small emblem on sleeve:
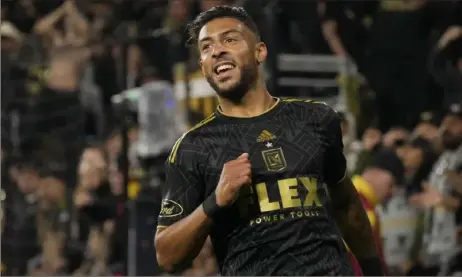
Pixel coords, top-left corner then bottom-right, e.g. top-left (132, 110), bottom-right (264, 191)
top-left (159, 199), bottom-right (184, 218)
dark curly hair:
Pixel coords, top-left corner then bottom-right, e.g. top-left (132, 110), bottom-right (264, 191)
top-left (186, 5), bottom-right (260, 47)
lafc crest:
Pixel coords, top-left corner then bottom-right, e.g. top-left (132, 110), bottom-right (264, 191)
top-left (262, 147), bottom-right (287, 171)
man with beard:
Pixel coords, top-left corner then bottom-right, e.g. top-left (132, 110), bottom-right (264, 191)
top-left (154, 6), bottom-right (384, 276)
top-left (408, 102), bottom-right (462, 275)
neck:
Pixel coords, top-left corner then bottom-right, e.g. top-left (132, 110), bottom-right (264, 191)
top-left (218, 83), bottom-right (275, 118)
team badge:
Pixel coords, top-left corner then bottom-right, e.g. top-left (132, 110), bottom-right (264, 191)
top-left (262, 147), bottom-right (287, 172)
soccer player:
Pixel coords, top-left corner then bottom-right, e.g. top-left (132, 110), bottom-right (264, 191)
top-left (155, 6), bottom-right (384, 276)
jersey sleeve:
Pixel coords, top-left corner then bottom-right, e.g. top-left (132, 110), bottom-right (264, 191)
top-left (157, 139), bottom-right (205, 229)
top-left (320, 105), bottom-right (347, 185)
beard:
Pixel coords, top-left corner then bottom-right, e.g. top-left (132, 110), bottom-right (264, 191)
top-left (206, 62), bottom-right (258, 104)
top-left (442, 130), bottom-right (462, 150)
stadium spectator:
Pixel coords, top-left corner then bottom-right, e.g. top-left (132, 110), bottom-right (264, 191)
top-left (408, 103), bottom-right (462, 275)
top-left (73, 144), bottom-right (117, 275)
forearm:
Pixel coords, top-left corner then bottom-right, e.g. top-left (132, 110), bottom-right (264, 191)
top-left (155, 205), bottom-right (212, 272)
top-left (330, 178), bottom-right (383, 275)
top-left (322, 20), bottom-right (348, 57)
top-left (68, 10), bottom-right (89, 34)
top-left (66, 9), bottom-right (90, 43)
top-left (34, 7), bottom-right (65, 35)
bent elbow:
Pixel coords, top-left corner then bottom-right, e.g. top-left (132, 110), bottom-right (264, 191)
top-left (154, 233), bottom-right (175, 273)
top-left (156, 251), bottom-right (175, 273)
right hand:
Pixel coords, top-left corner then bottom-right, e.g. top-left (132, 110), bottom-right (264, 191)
top-left (215, 153), bottom-right (252, 207)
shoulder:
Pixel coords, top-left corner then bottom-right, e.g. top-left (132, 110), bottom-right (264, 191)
top-left (167, 113), bottom-right (217, 165)
top-left (281, 98), bottom-right (338, 120)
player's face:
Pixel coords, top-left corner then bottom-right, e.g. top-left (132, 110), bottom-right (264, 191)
top-left (198, 17), bottom-right (266, 102)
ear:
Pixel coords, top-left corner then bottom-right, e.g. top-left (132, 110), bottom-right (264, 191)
top-left (255, 42), bottom-right (267, 65)
top-left (199, 58), bottom-right (205, 75)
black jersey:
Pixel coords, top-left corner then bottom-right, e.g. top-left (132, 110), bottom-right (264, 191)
top-left (157, 98), bottom-right (355, 276)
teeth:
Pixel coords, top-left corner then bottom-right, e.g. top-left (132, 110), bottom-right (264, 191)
top-left (216, 64), bottom-right (234, 73)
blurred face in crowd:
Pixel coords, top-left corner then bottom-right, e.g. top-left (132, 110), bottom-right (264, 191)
top-left (441, 115), bottom-right (462, 150)
top-left (169, 0), bottom-right (189, 22)
top-left (397, 145), bottom-right (424, 175)
top-left (364, 168), bottom-right (396, 201)
top-left (199, 17), bottom-right (267, 103)
top-left (15, 168), bottom-right (40, 194)
top-left (79, 147), bottom-right (107, 189)
top-left (81, 147), bottom-right (107, 169)
top-left (39, 177), bottom-right (65, 201)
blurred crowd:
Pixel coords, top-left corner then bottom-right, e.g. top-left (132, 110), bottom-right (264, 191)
top-left (1, 0), bottom-right (461, 276)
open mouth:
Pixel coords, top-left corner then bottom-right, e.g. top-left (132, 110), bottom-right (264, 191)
top-left (214, 62), bottom-right (236, 75)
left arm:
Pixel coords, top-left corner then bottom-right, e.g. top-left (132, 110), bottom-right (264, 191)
top-left (319, 105), bottom-right (384, 276)
top-left (63, 0), bottom-right (90, 45)
top-left (330, 177), bottom-right (384, 276)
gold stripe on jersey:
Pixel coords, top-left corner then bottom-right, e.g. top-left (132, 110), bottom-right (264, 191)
top-left (156, 225), bottom-right (168, 231)
top-left (281, 98), bottom-right (304, 102)
top-left (281, 98), bottom-right (327, 105)
top-left (168, 113), bottom-right (216, 164)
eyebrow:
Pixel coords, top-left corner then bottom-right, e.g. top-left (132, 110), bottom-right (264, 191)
top-left (199, 29), bottom-right (242, 44)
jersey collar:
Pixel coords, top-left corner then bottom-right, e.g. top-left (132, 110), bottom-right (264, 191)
top-left (215, 97), bottom-right (282, 123)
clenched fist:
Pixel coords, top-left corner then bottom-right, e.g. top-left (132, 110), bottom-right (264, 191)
top-left (216, 153), bottom-right (252, 207)
top-left (202, 153), bottom-right (252, 217)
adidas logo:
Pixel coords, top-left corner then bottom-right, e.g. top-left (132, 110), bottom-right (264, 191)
top-left (257, 130), bottom-right (276, 142)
